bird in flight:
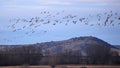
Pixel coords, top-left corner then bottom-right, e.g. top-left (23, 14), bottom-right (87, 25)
top-left (8, 10), bottom-right (120, 35)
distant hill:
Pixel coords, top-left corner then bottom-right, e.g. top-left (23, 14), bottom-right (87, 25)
top-left (0, 36), bottom-right (119, 55)
top-left (115, 45), bottom-right (120, 49)
top-left (37, 36), bottom-right (113, 55)
top-left (0, 36), bottom-right (120, 65)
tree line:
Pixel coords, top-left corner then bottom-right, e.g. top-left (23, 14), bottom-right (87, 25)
top-left (0, 45), bottom-right (120, 66)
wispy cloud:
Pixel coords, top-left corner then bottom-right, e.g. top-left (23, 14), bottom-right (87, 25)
top-left (1, 0), bottom-right (120, 7)
top-left (61, 0), bottom-right (120, 3)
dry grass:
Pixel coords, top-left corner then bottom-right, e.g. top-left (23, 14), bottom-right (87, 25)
top-left (0, 65), bottom-right (120, 68)
top-left (58, 65), bottom-right (120, 68)
top-left (0, 66), bottom-right (51, 68)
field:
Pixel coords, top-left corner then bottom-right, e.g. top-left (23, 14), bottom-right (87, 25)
top-left (0, 65), bottom-right (120, 68)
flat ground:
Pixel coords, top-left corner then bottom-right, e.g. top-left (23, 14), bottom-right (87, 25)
top-left (0, 65), bottom-right (120, 68)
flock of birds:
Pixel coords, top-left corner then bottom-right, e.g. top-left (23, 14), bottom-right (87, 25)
top-left (0, 10), bottom-right (120, 43)
top-left (8, 10), bottom-right (120, 35)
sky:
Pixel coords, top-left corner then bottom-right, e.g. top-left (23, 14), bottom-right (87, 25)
top-left (0, 0), bottom-right (120, 45)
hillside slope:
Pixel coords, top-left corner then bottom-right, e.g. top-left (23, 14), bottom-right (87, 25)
top-left (0, 36), bottom-right (119, 55)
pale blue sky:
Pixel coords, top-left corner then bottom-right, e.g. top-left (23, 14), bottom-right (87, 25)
top-left (0, 0), bottom-right (120, 45)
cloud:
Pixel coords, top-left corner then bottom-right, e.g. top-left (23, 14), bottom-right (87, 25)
top-left (1, 0), bottom-right (120, 6)
top-left (37, 0), bottom-right (120, 4)
top-left (0, 0), bottom-right (120, 9)
top-left (60, 0), bottom-right (120, 3)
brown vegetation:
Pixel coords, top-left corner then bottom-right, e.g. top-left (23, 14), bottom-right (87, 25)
top-left (0, 36), bottom-right (120, 66)
top-left (0, 65), bottom-right (120, 68)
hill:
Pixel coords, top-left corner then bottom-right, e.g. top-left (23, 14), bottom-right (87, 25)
top-left (115, 45), bottom-right (120, 49)
top-left (0, 36), bottom-right (120, 65)
top-left (35, 36), bottom-right (118, 55)
top-left (0, 36), bottom-right (119, 55)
